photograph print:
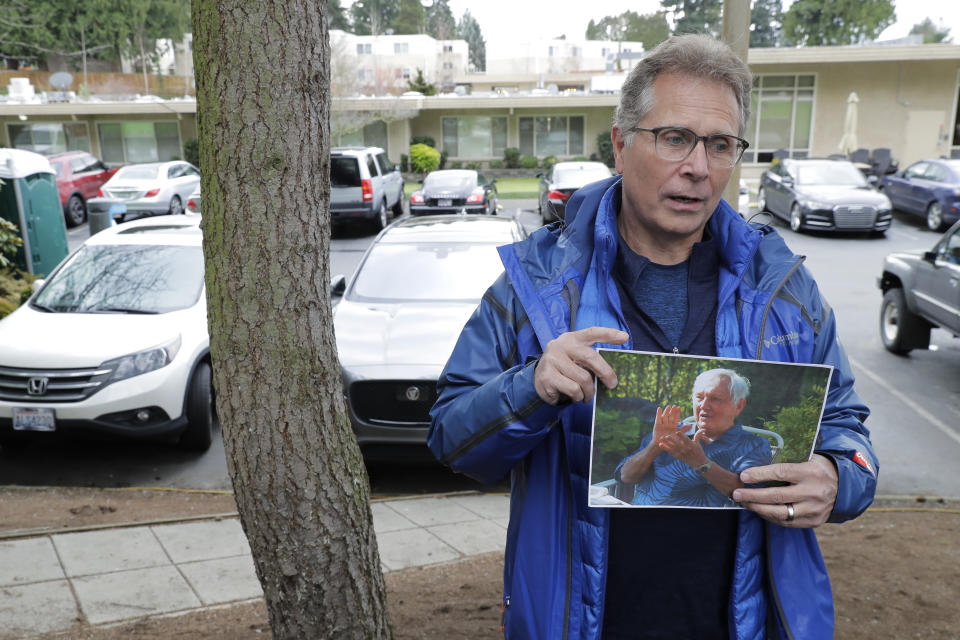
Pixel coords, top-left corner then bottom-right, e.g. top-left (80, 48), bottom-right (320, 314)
top-left (588, 349), bottom-right (832, 509)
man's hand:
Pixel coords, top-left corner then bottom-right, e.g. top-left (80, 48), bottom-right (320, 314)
top-left (732, 454), bottom-right (838, 528)
top-left (534, 327), bottom-right (628, 405)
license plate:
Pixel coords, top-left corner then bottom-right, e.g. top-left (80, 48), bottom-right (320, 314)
top-left (109, 202), bottom-right (128, 215)
top-left (12, 407), bottom-right (56, 432)
top-left (438, 199), bottom-right (452, 207)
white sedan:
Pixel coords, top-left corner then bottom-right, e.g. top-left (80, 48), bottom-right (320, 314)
top-left (99, 161), bottom-right (201, 221)
top-left (0, 215), bottom-right (215, 450)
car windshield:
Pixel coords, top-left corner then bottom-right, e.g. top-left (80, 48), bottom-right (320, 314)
top-left (349, 242), bottom-right (504, 302)
top-left (331, 157), bottom-right (361, 187)
top-left (424, 173), bottom-right (476, 191)
top-left (115, 165), bottom-right (161, 181)
top-left (553, 166), bottom-right (611, 184)
top-left (941, 161), bottom-right (960, 180)
top-left (796, 163), bottom-right (867, 186)
top-left (33, 245), bottom-right (204, 313)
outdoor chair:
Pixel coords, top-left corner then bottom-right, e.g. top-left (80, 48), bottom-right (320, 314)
top-left (870, 148), bottom-right (898, 176)
top-left (850, 148), bottom-right (870, 164)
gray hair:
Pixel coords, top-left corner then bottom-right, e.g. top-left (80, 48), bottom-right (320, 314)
top-left (614, 34), bottom-right (753, 144)
top-left (692, 369), bottom-right (750, 405)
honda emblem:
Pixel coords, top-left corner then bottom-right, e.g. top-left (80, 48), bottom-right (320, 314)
top-left (27, 377), bottom-right (49, 396)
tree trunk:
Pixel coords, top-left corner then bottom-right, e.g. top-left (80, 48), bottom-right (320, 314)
top-left (192, 1), bottom-right (391, 638)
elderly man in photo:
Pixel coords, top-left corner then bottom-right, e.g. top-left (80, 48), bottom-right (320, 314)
top-left (616, 369), bottom-right (773, 507)
top-left (429, 34), bottom-right (878, 639)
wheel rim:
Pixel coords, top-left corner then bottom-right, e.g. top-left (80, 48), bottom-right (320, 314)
top-left (68, 197), bottom-right (85, 225)
top-left (881, 299), bottom-right (900, 343)
top-left (790, 205), bottom-right (802, 231)
top-left (927, 203), bottom-right (942, 230)
top-left (170, 197), bottom-right (183, 215)
top-left (757, 188), bottom-right (766, 212)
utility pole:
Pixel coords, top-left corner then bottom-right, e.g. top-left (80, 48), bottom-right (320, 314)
top-left (722, 0), bottom-right (750, 211)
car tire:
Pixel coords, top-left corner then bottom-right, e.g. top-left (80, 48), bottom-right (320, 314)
top-left (756, 187), bottom-right (768, 213)
top-left (178, 361), bottom-right (215, 451)
top-left (880, 288), bottom-right (930, 355)
top-left (370, 200), bottom-right (388, 233)
top-left (392, 188), bottom-right (404, 217)
top-left (926, 201), bottom-right (944, 232)
top-left (789, 203), bottom-right (803, 232)
top-left (65, 195), bottom-right (86, 227)
top-left (169, 195), bottom-right (184, 216)
top-left (487, 195), bottom-right (497, 216)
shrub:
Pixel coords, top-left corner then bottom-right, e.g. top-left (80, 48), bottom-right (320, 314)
top-left (0, 269), bottom-right (34, 319)
top-left (519, 154), bottom-right (538, 169)
top-left (450, 161), bottom-right (463, 169)
top-left (488, 159), bottom-right (504, 169)
top-left (465, 161), bottom-right (482, 170)
top-left (596, 132), bottom-right (615, 167)
top-left (503, 147), bottom-right (521, 169)
top-left (410, 136), bottom-right (436, 148)
top-left (409, 143), bottom-right (441, 173)
top-left (542, 155), bottom-right (558, 171)
top-left (0, 217), bottom-right (22, 270)
top-left (183, 139), bottom-right (200, 168)
top-left (400, 153), bottom-right (409, 173)
top-left (439, 150), bottom-right (448, 170)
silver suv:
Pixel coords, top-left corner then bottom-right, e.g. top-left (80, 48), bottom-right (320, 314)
top-left (330, 147), bottom-right (405, 232)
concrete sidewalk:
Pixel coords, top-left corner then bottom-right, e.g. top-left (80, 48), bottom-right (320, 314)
top-left (0, 492), bottom-right (509, 638)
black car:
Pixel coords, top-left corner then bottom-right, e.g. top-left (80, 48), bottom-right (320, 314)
top-left (409, 170), bottom-right (498, 216)
top-left (880, 159), bottom-right (960, 232)
top-left (757, 158), bottom-right (893, 234)
top-left (538, 161), bottom-right (613, 225)
top-left (878, 220), bottom-right (960, 354)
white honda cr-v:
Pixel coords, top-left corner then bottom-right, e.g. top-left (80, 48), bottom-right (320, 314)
top-left (0, 215), bottom-right (214, 451)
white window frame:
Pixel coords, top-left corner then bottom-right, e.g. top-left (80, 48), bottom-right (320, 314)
top-left (743, 73), bottom-right (817, 165)
top-left (517, 114), bottom-right (586, 157)
top-left (95, 120), bottom-right (183, 165)
top-left (394, 42), bottom-right (408, 54)
top-left (6, 121), bottom-right (91, 154)
top-left (442, 115), bottom-right (509, 159)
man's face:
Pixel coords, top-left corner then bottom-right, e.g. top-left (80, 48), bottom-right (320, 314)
top-left (612, 72), bottom-right (740, 246)
top-left (693, 378), bottom-right (745, 440)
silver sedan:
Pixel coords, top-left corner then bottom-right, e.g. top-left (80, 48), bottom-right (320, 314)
top-left (100, 161), bottom-right (201, 222)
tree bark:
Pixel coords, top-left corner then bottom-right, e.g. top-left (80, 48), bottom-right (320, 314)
top-left (192, 1), bottom-right (391, 638)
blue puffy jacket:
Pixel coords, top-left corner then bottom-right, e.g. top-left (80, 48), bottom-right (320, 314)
top-left (428, 176), bottom-right (878, 639)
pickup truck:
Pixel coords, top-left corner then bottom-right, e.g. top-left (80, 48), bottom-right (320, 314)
top-left (878, 220), bottom-right (960, 354)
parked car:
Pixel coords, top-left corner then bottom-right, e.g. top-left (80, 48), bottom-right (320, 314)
top-left (0, 216), bottom-right (215, 451)
top-left (330, 146), bottom-right (404, 231)
top-left (331, 214), bottom-right (527, 458)
top-left (880, 159), bottom-right (960, 232)
top-left (877, 219), bottom-right (960, 354)
top-left (47, 151), bottom-right (118, 227)
top-left (409, 169), bottom-right (498, 216)
top-left (738, 179), bottom-right (750, 218)
top-left (99, 161), bottom-right (201, 222)
top-left (757, 158), bottom-right (892, 233)
top-left (186, 186), bottom-right (201, 214)
top-left (537, 161), bottom-right (613, 225)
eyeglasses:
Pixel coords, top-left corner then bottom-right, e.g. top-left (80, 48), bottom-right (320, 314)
top-left (630, 126), bottom-right (749, 168)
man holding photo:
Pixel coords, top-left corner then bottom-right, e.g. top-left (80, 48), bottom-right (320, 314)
top-left (616, 369), bottom-right (773, 507)
top-left (429, 34), bottom-right (878, 639)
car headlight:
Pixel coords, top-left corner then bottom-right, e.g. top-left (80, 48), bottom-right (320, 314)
top-left (797, 196), bottom-right (830, 210)
top-left (101, 335), bottom-right (182, 384)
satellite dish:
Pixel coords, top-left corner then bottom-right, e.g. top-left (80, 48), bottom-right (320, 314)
top-left (49, 72), bottom-right (73, 90)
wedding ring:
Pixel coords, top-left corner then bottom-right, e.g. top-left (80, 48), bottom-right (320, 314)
top-left (785, 503), bottom-right (795, 523)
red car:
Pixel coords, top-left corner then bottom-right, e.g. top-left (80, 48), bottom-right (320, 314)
top-left (47, 151), bottom-right (119, 227)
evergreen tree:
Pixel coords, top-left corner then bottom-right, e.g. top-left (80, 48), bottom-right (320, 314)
top-left (351, 0), bottom-right (399, 36)
top-left (661, 0), bottom-right (721, 38)
top-left (584, 11), bottom-right (669, 50)
top-left (392, 0), bottom-right (426, 35)
top-left (750, 0), bottom-right (783, 48)
top-left (909, 18), bottom-right (952, 44)
top-left (328, 0), bottom-right (352, 32)
top-left (783, 0), bottom-right (895, 46)
top-left (426, 0), bottom-right (457, 41)
top-left (458, 9), bottom-right (485, 72)
top-left (407, 67), bottom-right (438, 95)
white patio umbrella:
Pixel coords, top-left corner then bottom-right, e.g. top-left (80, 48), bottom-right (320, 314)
top-left (838, 91), bottom-right (859, 157)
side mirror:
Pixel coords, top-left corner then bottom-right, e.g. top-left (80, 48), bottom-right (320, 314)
top-left (782, 176), bottom-right (794, 188)
top-left (922, 250), bottom-right (938, 263)
top-left (330, 274), bottom-right (346, 297)
top-left (536, 172), bottom-right (544, 178)
top-left (488, 178), bottom-right (497, 186)
top-left (31, 279), bottom-right (45, 293)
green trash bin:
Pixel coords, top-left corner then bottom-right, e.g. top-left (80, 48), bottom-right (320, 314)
top-left (0, 149), bottom-right (69, 276)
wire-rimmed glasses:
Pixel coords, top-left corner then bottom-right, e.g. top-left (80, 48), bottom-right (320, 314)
top-left (630, 126), bottom-right (749, 168)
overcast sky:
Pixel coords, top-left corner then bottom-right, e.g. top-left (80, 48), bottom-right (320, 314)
top-left (346, 1), bottom-right (960, 46)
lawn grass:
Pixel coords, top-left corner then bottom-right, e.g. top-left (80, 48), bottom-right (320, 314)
top-left (404, 176), bottom-right (538, 200)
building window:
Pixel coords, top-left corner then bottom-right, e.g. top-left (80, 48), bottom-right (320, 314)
top-left (97, 121), bottom-right (181, 164)
top-left (338, 120), bottom-right (388, 150)
top-left (443, 44), bottom-right (453, 53)
top-left (442, 116), bottom-right (508, 159)
top-left (7, 122), bottom-right (90, 154)
top-left (742, 74), bottom-right (815, 164)
top-left (357, 68), bottom-right (374, 82)
top-left (518, 116), bottom-right (585, 157)
top-left (442, 61), bottom-right (453, 70)
top-left (548, 46), bottom-right (556, 57)
top-left (356, 43), bottom-right (371, 55)
top-left (394, 42), bottom-right (408, 54)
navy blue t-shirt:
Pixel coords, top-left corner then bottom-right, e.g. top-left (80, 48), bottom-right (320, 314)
top-left (601, 229), bottom-right (740, 640)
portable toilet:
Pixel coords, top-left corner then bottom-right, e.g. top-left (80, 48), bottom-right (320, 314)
top-left (0, 148), bottom-right (68, 276)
